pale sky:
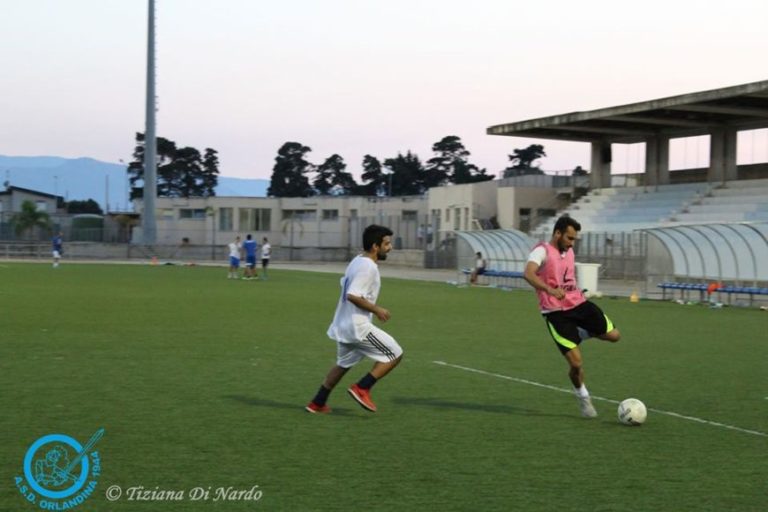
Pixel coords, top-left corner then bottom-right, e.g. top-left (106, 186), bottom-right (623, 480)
top-left (1, 0), bottom-right (767, 180)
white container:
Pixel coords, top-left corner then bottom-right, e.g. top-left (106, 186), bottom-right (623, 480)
top-left (575, 262), bottom-right (601, 296)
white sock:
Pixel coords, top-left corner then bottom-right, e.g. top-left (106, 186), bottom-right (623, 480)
top-left (574, 385), bottom-right (589, 398)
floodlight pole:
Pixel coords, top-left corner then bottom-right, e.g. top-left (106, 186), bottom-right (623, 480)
top-left (142, 0), bottom-right (158, 244)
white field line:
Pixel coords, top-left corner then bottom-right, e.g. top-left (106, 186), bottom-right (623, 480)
top-left (433, 360), bottom-right (767, 438)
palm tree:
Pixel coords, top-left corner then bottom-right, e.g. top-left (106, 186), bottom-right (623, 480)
top-left (11, 200), bottom-right (52, 239)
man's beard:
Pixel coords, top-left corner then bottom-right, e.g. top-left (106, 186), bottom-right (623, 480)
top-left (378, 252), bottom-right (388, 261)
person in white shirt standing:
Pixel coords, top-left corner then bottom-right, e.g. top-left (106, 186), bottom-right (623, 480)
top-left (227, 236), bottom-right (242, 279)
top-left (260, 237), bottom-right (271, 280)
top-left (306, 225), bottom-right (403, 414)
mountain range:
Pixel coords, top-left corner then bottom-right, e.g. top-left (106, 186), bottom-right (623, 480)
top-left (0, 155), bottom-right (269, 212)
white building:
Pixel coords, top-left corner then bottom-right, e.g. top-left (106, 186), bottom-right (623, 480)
top-left (131, 176), bottom-right (576, 251)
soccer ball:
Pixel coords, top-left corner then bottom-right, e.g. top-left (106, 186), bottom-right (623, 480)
top-left (617, 398), bottom-right (647, 426)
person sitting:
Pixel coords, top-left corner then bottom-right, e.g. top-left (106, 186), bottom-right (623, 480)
top-left (470, 252), bottom-right (487, 285)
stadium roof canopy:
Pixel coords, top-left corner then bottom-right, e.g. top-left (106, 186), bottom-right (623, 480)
top-left (487, 80), bottom-right (768, 144)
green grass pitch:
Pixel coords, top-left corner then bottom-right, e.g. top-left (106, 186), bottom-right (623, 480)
top-left (1, 262), bottom-right (765, 511)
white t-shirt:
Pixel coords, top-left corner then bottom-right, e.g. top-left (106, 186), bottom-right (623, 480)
top-left (528, 245), bottom-right (569, 266)
top-left (527, 245), bottom-right (548, 266)
top-left (327, 255), bottom-right (381, 343)
top-left (228, 242), bottom-right (241, 258)
top-left (261, 243), bottom-right (271, 259)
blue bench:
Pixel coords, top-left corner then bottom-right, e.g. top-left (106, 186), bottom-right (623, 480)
top-left (658, 282), bottom-right (768, 305)
top-left (461, 268), bottom-right (525, 288)
top-left (657, 282), bottom-right (709, 301)
top-left (718, 286), bottom-right (768, 306)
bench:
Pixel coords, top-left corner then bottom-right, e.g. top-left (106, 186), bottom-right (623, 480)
top-left (461, 268), bottom-right (526, 288)
top-left (718, 285), bottom-right (768, 306)
top-left (657, 282), bottom-right (709, 301)
top-left (658, 282), bottom-right (768, 305)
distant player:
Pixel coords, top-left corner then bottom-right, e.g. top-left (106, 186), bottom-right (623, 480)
top-left (523, 216), bottom-right (620, 418)
top-left (306, 225), bottom-right (403, 414)
top-left (242, 234), bottom-right (258, 280)
top-left (52, 232), bottom-right (63, 268)
top-left (260, 237), bottom-right (271, 280)
top-left (227, 236), bottom-right (242, 279)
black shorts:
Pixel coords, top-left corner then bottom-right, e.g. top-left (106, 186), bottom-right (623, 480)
top-left (543, 301), bottom-right (615, 354)
top-left (262, 258), bottom-right (270, 268)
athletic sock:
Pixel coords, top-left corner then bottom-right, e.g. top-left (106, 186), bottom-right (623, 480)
top-left (357, 373), bottom-right (378, 390)
top-left (312, 385), bottom-right (331, 406)
top-left (574, 385), bottom-right (589, 398)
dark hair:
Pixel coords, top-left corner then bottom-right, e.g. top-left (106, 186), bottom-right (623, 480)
top-left (553, 215), bottom-right (581, 235)
top-left (476, 252), bottom-right (482, 257)
top-left (246, 234), bottom-right (252, 240)
top-left (362, 224), bottom-right (393, 251)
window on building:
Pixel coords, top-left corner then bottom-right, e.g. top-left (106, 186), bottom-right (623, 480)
top-left (402, 210), bottom-right (418, 221)
top-left (350, 209), bottom-right (358, 219)
top-left (179, 208), bottom-right (207, 220)
top-left (454, 208), bottom-right (461, 230)
top-left (239, 208), bottom-right (272, 231)
top-left (219, 207), bottom-right (233, 231)
top-left (322, 209), bottom-right (339, 221)
top-left (35, 201), bottom-right (48, 212)
top-left (282, 209), bottom-right (317, 221)
top-left (537, 208), bottom-right (556, 218)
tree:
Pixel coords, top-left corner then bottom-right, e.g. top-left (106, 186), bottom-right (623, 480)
top-left (427, 135), bottom-right (494, 185)
top-left (11, 200), bottom-right (51, 238)
top-left (572, 165), bottom-right (588, 176)
top-left (313, 156), bottom-right (335, 196)
top-left (360, 155), bottom-right (386, 196)
top-left (325, 154), bottom-right (357, 195)
top-left (200, 149), bottom-right (220, 198)
top-left (170, 146), bottom-right (204, 198)
top-left (383, 151), bottom-right (426, 196)
top-left (503, 144), bottom-right (547, 178)
top-left (127, 133), bottom-right (219, 199)
top-left (66, 199), bottom-right (103, 215)
top-left (313, 154), bottom-right (357, 196)
top-left (268, 142), bottom-right (315, 197)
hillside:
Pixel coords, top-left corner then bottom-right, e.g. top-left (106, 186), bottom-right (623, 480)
top-left (0, 155), bottom-right (269, 211)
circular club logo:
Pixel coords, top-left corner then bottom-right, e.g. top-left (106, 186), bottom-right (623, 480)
top-left (15, 429), bottom-right (103, 510)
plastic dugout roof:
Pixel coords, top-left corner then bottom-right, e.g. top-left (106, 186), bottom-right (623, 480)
top-left (642, 222), bottom-right (768, 281)
top-left (455, 230), bottom-right (537, 272)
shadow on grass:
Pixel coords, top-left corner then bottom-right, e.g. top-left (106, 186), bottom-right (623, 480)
top-left (392, 396), bottom-right (572, 418)
top-left (224, 395), bottom-right (357, 417)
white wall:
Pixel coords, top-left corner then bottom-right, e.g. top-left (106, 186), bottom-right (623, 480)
top-left (496, 187), bottom-right (560, 230)
top-left (427, 180), bottom-right (499, 232)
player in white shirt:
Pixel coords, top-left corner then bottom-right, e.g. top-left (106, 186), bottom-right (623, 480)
top-left (261, 237), bottom-right (271, 279)
top-left (227, 236), bottom-right (242, 279)
top-left (306, 225), bottom-right (403, 414)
